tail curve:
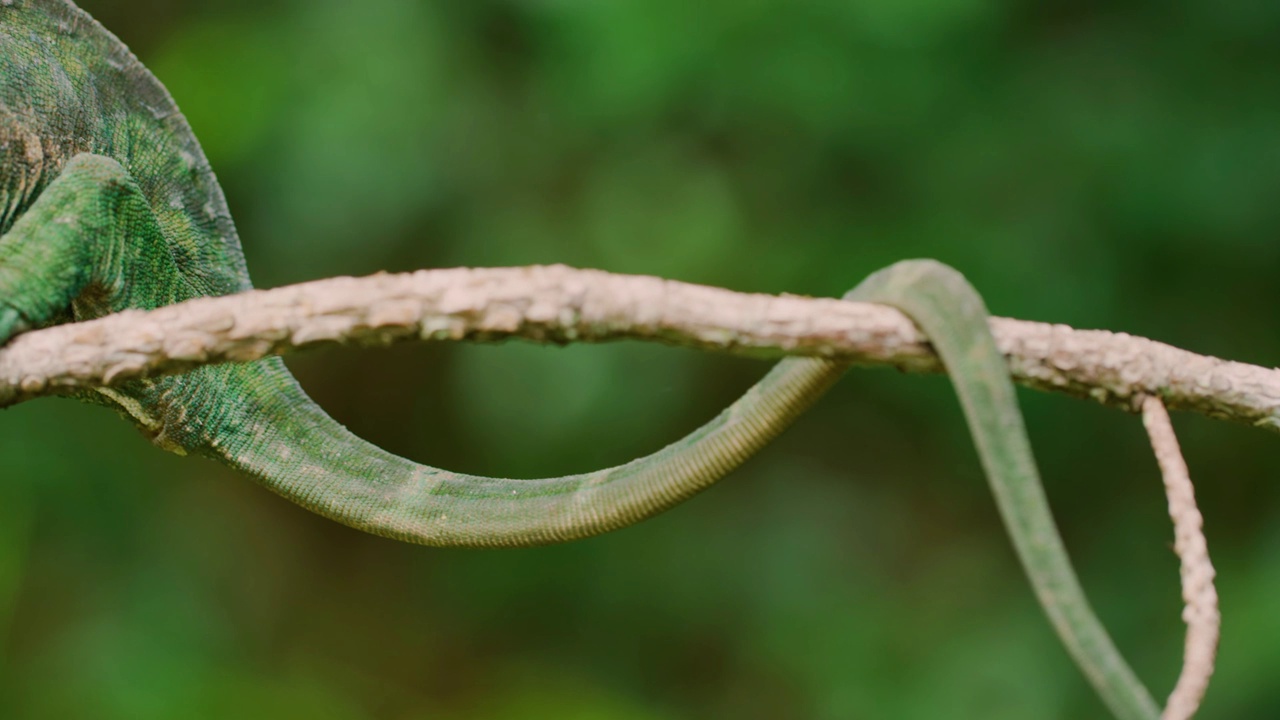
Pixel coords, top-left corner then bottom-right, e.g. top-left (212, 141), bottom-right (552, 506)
top-left (172, 354), bottom-right (844, 547)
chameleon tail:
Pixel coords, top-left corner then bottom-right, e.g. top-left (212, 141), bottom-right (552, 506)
top-left (175, 354), bottom-right (843, 547)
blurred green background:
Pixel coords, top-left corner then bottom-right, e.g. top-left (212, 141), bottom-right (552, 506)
top-left (4, 0), bottom-right (1280, 717)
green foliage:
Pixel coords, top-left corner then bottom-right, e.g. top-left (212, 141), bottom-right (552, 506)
top-left (3, 0), bottom-right (1280, 716)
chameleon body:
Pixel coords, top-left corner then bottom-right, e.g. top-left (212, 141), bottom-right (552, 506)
top-left (1, 1), bottom-right (1158, 716)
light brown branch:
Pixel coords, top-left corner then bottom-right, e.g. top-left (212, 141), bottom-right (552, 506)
top-left (1, 265), bottom-right (1278, 433)
top-left (1141, 396), bottom-right (1219, 720)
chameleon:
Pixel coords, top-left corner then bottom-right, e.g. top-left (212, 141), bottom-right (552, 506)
top-left (0, 1), bottom-right (1162, 717)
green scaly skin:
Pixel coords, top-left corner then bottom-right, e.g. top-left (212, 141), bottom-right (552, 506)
top-left (1, 2), bottom-right (1159, 716)
top-left (0, 0), bottom-right (847, 546)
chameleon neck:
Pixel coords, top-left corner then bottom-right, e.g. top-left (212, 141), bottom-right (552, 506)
top-left (178, 355), bottom-right (845, 547)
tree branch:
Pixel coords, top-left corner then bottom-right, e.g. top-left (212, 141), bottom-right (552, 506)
top-left (1141, 395), bottom-right (1218, 720)
top-left (2, 264), bottom-right (1277, 432)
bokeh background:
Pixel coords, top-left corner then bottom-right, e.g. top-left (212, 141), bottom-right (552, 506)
top-left (4, 0), bottom-right (1280, 717)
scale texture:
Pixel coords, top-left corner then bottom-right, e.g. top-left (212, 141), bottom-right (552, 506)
top-left (0, 3), bottom-right (1161, 715)
top-left (0, 0), bottom-right (846, 547)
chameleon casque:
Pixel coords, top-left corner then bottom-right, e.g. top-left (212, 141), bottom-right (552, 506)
top-left (1, 1), bottom-right (1166, 717)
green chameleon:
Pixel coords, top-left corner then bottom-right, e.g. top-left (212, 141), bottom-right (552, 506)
top-left (1, 1), bottom-right (1163, 716)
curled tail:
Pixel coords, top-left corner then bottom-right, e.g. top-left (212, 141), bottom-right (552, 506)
top-left (170, 354), bottom-right (844, 547)
top-left (137, 260), bottom-right (1160, 716)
